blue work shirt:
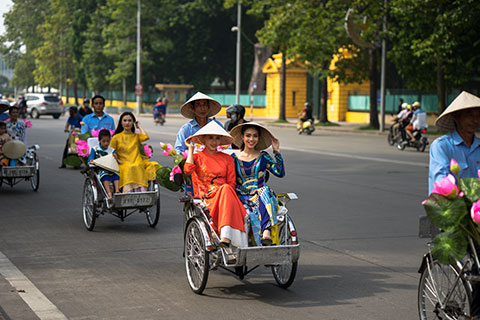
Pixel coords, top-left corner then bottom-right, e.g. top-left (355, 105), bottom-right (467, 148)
top-left (429, 130), bottom-right (480, 193)
top-left (80, 112), bottom-right (115, 134)
top-left (67, 113), bottom-right (83, 129)
top-left (174, 118), bottom-right (224, 153)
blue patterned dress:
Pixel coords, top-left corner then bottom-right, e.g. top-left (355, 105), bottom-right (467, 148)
top-left (232, 151), bottom-right (285, 245)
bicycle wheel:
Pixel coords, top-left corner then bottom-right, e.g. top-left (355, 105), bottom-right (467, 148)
top-left (146, 183), bottom-right (160, 227)
top-left (82, 179), bottom-right (97, 231)
top-left (185, 219), bottom-right (209, 294)
top-left (30, 167), bottom-right (39, 191)
top-left (272, 218), bottom-right (298, 288)
top-left (418, 258), bottom-right (471, 320)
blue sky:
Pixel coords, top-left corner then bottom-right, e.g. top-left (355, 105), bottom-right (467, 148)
top-left (0, 0), bottom-right (12, 36)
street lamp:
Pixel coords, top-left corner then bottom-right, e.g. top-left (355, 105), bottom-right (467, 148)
top-left (232, 2), bottom-right (241, 104)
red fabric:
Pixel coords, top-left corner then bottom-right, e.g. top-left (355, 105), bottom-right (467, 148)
top-left (184, 150), bottom-right (246, 234)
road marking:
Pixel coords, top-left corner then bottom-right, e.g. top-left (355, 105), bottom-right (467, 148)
top-left (0, 252), bottom-right (67, 320)
top-left (282, 146), bottom-right (428, 167)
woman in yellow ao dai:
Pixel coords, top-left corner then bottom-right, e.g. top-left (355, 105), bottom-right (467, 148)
top-left (110, 112), bottom-right (160, 193)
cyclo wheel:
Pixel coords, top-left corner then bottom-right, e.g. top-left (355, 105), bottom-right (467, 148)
top-left (30, 167), bottom-right (39, 191)
top-left (185, 219), bottom-right (209, 294)
top-left (418, 257), bottom-right (471, 320)
top-left (272, 218), bottom-right (298, 288)
top-left (146, 182), bottom-right (160, 227)
top-left (82, 179), bottom-right (97, 231)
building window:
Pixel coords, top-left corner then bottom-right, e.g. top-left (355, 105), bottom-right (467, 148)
top-left (292, 91), bottom-right (296, 106)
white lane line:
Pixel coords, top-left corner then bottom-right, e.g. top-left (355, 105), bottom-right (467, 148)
top-left (0, 252), bottom-right (67, 320)
top-left (282, 146), bottom-right (428, 167)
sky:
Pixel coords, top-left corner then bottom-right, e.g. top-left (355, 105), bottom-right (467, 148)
top-left (0, 0), bottom-right (12, 36)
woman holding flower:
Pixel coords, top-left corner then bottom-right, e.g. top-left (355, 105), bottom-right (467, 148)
top-left (230, 122), bottom-right (284, 246)
top-left (183, 121), bottom-right (247, 248)
top-left (110, 112), bottom-right (160, 193)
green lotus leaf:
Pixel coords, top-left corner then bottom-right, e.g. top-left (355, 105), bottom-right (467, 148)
top-left (63, 155), bottom-right (83, 167)
top-left (156, 167), bottom-right (181, 192)
top-left (460, 178), bottom-right (480, 203)
top-left (431, 228), bottom-right (468, 265)
top-left (424, 193), bottom-right (468, 230)
top-left (77, 133), bottom-right (91, 141)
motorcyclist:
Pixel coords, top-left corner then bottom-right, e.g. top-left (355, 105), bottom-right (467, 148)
top-left (391, 102), bottom-right (408, 141)
top-left (16, 95), bottom-right (27, 119)
top-left (297, 102), bottom-right (315, 133)
top-left (405, 101), bottom-right (428, 143)
top-left (224, 104), bottom-right (247, 131)
top-left (398, 104), bottom-right (414, 142)
top-left (153, 97), bottom-right (167, 124)
top-left (79, 98), bottom-right (93, 117)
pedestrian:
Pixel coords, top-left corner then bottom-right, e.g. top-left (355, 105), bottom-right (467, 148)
top-left (174, 92), bottom-right (223, 153)
top-left (60, 106), bottom-right (83, 168)
top-left (80, 95), bottom-right (115, 134)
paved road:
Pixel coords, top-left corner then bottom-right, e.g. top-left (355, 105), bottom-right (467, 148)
top-left (0, 114), bottom-right (430, 319)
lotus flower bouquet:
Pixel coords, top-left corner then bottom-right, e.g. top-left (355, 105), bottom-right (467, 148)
top-left (155, 143), bottom-right (188, 192)
top-left (423, 159), bottom-right (480, 265)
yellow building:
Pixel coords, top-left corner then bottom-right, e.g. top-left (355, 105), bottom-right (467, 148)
top-left (262, 53), bottom-right (308, 119)
top-left (262, 51), bottom-right (371, 123)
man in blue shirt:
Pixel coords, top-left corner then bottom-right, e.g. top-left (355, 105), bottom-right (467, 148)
top-left (80, 95), bottom-right (115, 134)
top-left (428, 91), bottom-right (480, 318)
top-left (429, 91), bottom-right (480, 193)
top-left (174, 92), bottom-right (223, 153)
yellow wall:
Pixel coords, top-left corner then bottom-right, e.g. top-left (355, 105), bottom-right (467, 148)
top-left (263, 53), bottom-right (307, 120)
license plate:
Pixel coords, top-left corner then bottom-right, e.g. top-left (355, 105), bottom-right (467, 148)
top-left (116, 193), bottom-right (155, 208)
top-left (1, 167), bottom-right (33, 177)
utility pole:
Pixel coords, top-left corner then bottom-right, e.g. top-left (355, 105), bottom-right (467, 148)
top-left (379, 0), bottom-right (387, 132)
top-left (235, 1), bottom-right (241, 104)
top-left (135, 0), bottom-right (143, 114)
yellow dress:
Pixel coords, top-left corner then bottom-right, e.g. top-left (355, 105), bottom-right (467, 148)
top-left (110, 131), bottom-right (161, 189)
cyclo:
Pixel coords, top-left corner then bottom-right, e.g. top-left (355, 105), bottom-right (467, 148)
top-left (81, 138), bottom-right (160, 231)
top-left (0, 140), bottom-right (40, 191)
top-left (177, 174), bottom-right (300, 294)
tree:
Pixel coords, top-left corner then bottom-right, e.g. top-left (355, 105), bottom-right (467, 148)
top-left (0, 0), bottom-right (50, 91)
top-left (389, 0), bottom-right (480, 112)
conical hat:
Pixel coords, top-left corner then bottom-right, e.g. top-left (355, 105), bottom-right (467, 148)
top-left (180, 92), bottom-right (222, 119)
top-left (435, 91), bottom-right (480, 132)
top-left (3, 140), bottom-right (27, 159)
top-left (185, 121), bottom-right (233, 146)
top-left (230, 122), bottom-right (274, 150)
top-left (92, 153), bottom-right (120, 173)
top-left (0, 101), bottom-right (9, 114)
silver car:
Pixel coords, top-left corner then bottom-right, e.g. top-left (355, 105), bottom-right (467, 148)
top-left (25, 93), bottom-right (63, 119)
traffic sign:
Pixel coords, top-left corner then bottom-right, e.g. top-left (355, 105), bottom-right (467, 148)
top-left (134, 83), bottom-right (143, 96)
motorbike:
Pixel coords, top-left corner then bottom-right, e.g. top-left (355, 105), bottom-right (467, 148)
top-left (153, 111), bottom-right (165, 126)
top-left (397, 128), bottom-right (429, 152)
top-left (297, 119), bottom-right (315, 135)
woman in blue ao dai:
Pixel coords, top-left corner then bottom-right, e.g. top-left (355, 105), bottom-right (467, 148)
top-left (230, 122), bottom-right (285, 246)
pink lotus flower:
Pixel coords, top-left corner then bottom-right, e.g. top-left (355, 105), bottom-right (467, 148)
top-left (450, 159), bottom-right (461, 174)
top-left (169, 165), bottom-right (182, 181)
top-left (431, 174), bottom-right (459, 199)
top-left (471, 200), bottom-right (480, 224)
top-left (72, 131), bottom-right (77, 135)
top-left (24, 120), bottom-right (32, 128)
top-left (478, 169), bottom-right (480, 179)
top-left (143, 144), bottom-right (153, 158)
top-left (4, 118), bottom-right (10, 122)
top-left (182, 150), bottom-right (188, 159)
top-left (160, 142), bottom-right (176, 156)
top-left (75, 140), bottom-right (89, 157)
top-left (91, 129), bottom-right (100, 137)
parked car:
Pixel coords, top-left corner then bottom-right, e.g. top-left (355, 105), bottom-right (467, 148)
top-left (25, 93), bottom-right (63, 119)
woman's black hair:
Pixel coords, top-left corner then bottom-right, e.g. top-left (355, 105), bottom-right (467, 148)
top-left (239, 124), bottom-right (260, 150)
top-left (114, 112), bottom-right (136, 135)
top-left (98, 129), bottom-right (111, 141)
top-left (91, 95), bottom-right (105, 104)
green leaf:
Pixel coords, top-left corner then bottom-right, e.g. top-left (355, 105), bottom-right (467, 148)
top-left (460, 178), bottom-right (480, 203)
top-left (431, 228), bottom-right (468, 265)
top-left (63, 155), bottom-right (83, 167)
top-left (424, 193), bottom-right (468, 230)
top-left (156, 167), bottom-right (180, 192)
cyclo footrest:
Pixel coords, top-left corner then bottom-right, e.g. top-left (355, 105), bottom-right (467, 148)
top-left (465, 275), bottom-right (480, 283)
